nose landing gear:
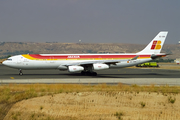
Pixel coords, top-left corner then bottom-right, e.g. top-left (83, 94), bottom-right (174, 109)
top-left (19, 69), bottom-right (23, 76)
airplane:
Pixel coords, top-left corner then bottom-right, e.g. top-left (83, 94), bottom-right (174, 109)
top-left (2, 31), bottom-right (168, 76)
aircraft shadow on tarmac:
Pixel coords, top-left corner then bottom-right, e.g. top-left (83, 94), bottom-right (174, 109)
top-left (2, 73), bottom-right (175, 78)
top-left (61, 73), bottom-right (172, 78)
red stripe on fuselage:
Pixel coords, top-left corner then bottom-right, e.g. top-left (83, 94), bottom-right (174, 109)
top-left (29, 54), bottom-right (151, 59)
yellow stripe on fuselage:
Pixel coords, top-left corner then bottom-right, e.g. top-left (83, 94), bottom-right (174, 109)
top-left (22, 54), bottom-right (37, 60)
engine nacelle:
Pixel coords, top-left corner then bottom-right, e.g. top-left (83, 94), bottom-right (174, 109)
top-left (93, 64), bottom-right (109, 70)
top-left (58, 65), bottom-right (68, 71)
top-left (68, 66), bottom-right (84, 72)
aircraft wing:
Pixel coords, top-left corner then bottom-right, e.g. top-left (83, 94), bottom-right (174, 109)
top-left (62, 59), bottom-right (127, 66)
top-left (62, 55), bottom-right (139, 66)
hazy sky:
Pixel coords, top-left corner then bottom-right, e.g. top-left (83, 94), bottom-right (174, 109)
top-left (0, 0), bottom-right (179, 44)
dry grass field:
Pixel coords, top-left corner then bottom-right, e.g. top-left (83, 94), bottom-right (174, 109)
top-left (1, 84), bottom-right (180, 120)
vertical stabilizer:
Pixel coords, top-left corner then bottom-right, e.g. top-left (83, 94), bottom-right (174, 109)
top-left (138, 31), bottom-right (168, 54)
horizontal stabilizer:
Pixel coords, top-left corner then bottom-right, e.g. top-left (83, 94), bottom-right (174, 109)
top-left (151, 53), bottom-right (170, 59)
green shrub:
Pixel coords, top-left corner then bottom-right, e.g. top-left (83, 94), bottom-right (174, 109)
top-left (114, 112), bottom-right (124, 120)
top-left (168, 96), bottom-right (176, 104)
top-left (140, 102), bottom-right (146, 108)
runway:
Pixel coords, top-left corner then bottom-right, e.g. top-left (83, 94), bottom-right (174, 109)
top-left (0, 64), bottom-right (180, 85)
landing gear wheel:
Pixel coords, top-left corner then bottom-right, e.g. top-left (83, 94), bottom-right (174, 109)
top-left (92, 72), bottom-right (97, 76)
top-left (86, 71), bottom-right (92, 76)
top-left (81, 71), bottom-right (86, 75)
top-left (81, 71), bottom-right (97, 76)
top-left (19, 72), bottom-right (23, 76)
top-left (19, 69), bottom-right (23, 76)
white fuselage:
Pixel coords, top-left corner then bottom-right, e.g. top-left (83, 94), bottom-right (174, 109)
top-left (2, 53), bottom-right (153, 70)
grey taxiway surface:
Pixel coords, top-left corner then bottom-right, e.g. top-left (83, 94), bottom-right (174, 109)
top-left (0, 64), bottom-right (180, 85)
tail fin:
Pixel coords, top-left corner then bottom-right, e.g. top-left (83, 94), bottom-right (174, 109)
top-left (138, 31), bottom-right (168, 54)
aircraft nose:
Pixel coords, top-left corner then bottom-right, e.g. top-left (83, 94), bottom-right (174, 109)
top-left (2, 60), bottom-right (8, 65)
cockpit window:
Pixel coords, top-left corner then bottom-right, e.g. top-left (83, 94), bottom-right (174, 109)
top-left (7, 59), bottom-right (12, 61)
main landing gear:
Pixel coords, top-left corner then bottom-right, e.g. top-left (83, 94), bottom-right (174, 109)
top-left (19, 69), bottom-right (23, 76)
top-left (81, 71), bottom-right (97, 76)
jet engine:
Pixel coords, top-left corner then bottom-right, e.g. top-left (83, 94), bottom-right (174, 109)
top-left (68, 66), bottom-right (84, 72)
top-left (93, 64), bottom-right (109, 70)
top-left (58, 65), bottom-right (68, 71)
